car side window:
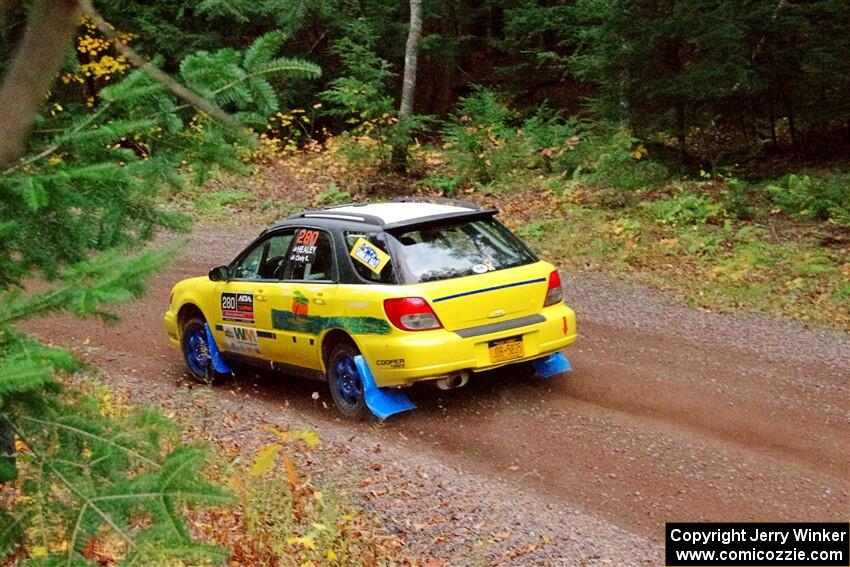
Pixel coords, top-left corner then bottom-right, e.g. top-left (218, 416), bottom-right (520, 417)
top-left (344, 231), bottom-right (396, 284)
top-left (232, 230), bottom-right (295, 280)
top-left (281, 228), bottom-right (336, 282)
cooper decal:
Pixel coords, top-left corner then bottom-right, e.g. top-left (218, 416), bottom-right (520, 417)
top-left (376, 358), bottom-right (405, 369)
top-left (221, 292), bottom-right (254, 323)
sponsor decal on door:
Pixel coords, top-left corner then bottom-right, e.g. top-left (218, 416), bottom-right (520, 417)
top-left (221, 324), bottom-right (260, 354)
top-left (221, 292), bottom-right (254, 323)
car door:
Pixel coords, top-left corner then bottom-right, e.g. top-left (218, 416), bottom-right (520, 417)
top-left (269, 227), bottom-right (339, 371)
top-left (211, 229), bottom-right (295, 361)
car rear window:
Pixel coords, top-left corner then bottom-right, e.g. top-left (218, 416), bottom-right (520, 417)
top-left (391, 218), bottom-right (537, 283)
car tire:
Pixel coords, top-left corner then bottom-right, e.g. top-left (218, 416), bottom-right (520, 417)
top-left (181, 317), bottom-right (224, 384)
top-left (326, 342), bottom-right (370, 420)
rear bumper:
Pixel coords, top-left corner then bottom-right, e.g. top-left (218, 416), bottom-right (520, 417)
top-left (358, 303), bottom-right (577, 387)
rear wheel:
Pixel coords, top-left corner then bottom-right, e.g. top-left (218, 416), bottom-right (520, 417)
top-left (181, 317), bottom-right (223, 384)
top-left (326, 342), bottom-right (369, 420)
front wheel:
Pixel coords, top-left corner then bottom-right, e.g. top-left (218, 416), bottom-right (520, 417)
top-left (181, 317), bottom-right (223, 384)
top-left (326, 342), bottom-right (370, 420)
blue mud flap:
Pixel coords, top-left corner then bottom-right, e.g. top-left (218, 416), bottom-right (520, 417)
top-left (354, 355), bottom-right (416, 420)
top-left (533, 352), bottom-right (572, 378)
top-left (204, 323), bottom-right (232, 374)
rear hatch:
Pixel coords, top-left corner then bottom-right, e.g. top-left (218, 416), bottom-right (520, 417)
top-left (416, 264), bottom-right (551, 331)
top-left (388, 216), bottom-right (550, 332)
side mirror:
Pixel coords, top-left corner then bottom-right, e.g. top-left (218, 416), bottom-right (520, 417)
top-left (208, 266), bottom-right (229, 282)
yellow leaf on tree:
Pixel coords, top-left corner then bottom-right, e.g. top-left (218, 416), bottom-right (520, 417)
top-left (250, 444), bottom-right (282, 477)
top-left (30, 546), bottom-right (48, 558)
top-left (327, 550), bottom-right (339, 561)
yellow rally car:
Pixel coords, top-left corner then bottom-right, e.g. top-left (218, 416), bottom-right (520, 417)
top-left (164, 200), bottom-right (576, 419)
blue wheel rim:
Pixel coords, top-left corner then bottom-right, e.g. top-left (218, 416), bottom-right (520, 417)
top-left (334, 356), bottom-right (363, 406)
top-left (184, 327), bottom-right (210, 377)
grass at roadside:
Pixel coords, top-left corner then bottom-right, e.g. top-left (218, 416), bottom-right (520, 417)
top-left (526, 198), bottom-right (849, 329)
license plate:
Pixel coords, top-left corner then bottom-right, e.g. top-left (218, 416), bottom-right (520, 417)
top-left (489, 336), bottom-right (524, 363)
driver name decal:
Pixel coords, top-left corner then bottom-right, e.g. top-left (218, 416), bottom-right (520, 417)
top-left (221, 292), bottom-right (254, 323)
top-left (289, 229), bottom-right (320, 264)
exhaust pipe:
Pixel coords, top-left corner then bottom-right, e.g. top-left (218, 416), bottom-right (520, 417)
top-left (435, 371), bottom-right (469, 390)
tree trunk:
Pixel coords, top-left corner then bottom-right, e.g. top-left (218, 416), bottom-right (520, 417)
top-left (676, 103), bottom-right (687, 162)
top-left (0, 0), bottom-right (81, 168)
top-left (399, 0), bottom-right (423, 121)
top-left (392, 0), bottom-right (423, 171)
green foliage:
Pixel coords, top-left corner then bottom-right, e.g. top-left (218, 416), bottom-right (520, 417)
top-left (196, 190), bottom-right (254, 216)
top-left (721, 178), bottom-right (757, 221)
top-left (763, 174), bottom-right (850, 227)
top-left (0, 372), bottom-right (233, 564)
top-left (649, 193), bottom-right (723, 226)
top-left (316, 182), bottom-right (351, 206)
top-left (516, 220), bottom-right (545, 240)
top-left (423, 175), bottom-right (463, 198)
top-left (570, 0), bottom-right (850, 157)
top-left (319, 36), bottom-right (394, 126)
top-left (180, 31), bottom-right (321, 121)
top-left (565, 128), bottom-right (667, 191)
top-left (520, 109), bottom-right (588, 173)
top-left (0, 20), bottom-right (322, 563)
top-left (442, 87), bottom-right (521, 183)
top-left (441, 92), bottom-right (668, 191)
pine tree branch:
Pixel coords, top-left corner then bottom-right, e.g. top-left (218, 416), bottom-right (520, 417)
top-left (77, 0), bottom-right (253, 141)
top-left (19, 416), bottom-right (160, 469)
top-left (89, 491), bottom-right (233, 504)
top-left (5, 421), bottom-right (139, 562)
top-left (1, 103), bottom-right (112, 177)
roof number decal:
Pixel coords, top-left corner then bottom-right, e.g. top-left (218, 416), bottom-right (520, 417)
top-left (350, 237), bottom-right (390, 275)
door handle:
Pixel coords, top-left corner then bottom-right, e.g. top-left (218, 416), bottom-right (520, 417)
top-left (256, 289), bottom-right (267, 302)
top-left (312, 297), bottom-right (325, 305)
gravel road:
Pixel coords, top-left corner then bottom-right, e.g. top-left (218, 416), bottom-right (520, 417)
top-left (24, 225), bottom-right (850, 565)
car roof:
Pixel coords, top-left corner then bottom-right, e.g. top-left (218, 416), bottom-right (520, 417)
top-left (275, 199), bottom-right (498, 231)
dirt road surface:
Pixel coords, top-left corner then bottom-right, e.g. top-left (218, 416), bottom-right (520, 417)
top-left (25, 226), bottom-right (850, 565)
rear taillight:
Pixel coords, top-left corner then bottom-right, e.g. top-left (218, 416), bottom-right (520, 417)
top-left (544, 270), bottom-right (563, 307)
top-left (383, 297), bottom-right (443, 331)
